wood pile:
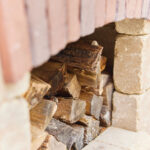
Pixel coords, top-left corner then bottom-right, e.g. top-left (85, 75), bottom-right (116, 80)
top-left (24, 40), bottom-right (114, 150)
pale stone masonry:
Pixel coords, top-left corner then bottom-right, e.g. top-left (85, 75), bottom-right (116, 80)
top-left (0, 98), bottom-right (31, 150)
top-left (82, 127), bottom-right (150, 150)
top-left (116, 19), bottom-right (150, 35)
top-left (114, 34), bottom-right (150, 94)
top-left (112, 90), bottom-right (150, 133)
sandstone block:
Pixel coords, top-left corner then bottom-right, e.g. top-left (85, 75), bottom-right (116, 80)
top-left (112, 90), bottom-right (150, 133)
top-left (114, 35), bottom-right (150, 94)
top-left (82, 127), bottom-right (150, 150)
top-left (0, 98), bottom-right (31, 150)
top-left (116, 19), bottom-right (150, 35)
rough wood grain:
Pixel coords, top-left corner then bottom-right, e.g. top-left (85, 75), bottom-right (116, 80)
top-left (79, 91), bottom-right (103, 120)
top-left (51, 40), bottom-right (103, 73)
top-left (102, 82), bottom-right (114, 110)
top-left (67, 66), bottom-right (99, 89)
top-left (100, 105), bottom-right (111, 127)
top-left (38, 135), bottom-right (67, 150)
top-left (98, 73), bottom-right (111, 95)
top-left (32, 61), bottom-right (66, 96)
top-left (31, 131), bottom-right (48, 150)
top-left (78, 115), bottom-right (100, 144)
top-left (30, 99), bottom-right (57, 131)
top-left (46, 118), bottom-right (79, 150)
top-left (57, 73), bottom-right (81, 98)
top-left (54, 97), bottom-right (86, 123)
top-left (72, 125), bottom-right (85, 150)
top-left (24, 75), bottom-right (51, 109)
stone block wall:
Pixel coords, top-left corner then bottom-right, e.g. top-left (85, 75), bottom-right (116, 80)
top-left (113, 19), bottom-right (150, 134)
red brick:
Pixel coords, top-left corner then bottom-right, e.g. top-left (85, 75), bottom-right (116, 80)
top-left (0, 0), bottom-right (32, 83)
top-left (81, 0), bottom-right (96, 36)
top-left (67, 0), bottom-right (80, 42)
top-left (115, 0), bottom-right (126, 21)
top-left (134, 0), bottom-right (143, 18)
top-left (95, 0), bottom-right (106, 28)
top-left (47, 0), bottom-right (67, 56)
top-left (126, 0), bottom-right (137, 18)
top-left (105, 0), bottom-right (117, 24)
top-left (25, 0), bottom-right (50, 67)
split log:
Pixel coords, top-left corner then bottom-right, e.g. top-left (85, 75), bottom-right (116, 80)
top-left (72, 124), bottom-right (85, 150)
top-left (38, 135), bottom-right (67, 150)
top-left (67, 66), bottom-right (98, 88)
top-left (46, 118), bottom-right (80, 150)
top-left (51, 40), bottom-right (103, 73)
top-left (57, 73), bottom-right (81, 98)
top-left (102, 82), bottom-right (114, 110)
top-left (32, 61), bottom-right (66, 96)
top-left (100, 105), bottom-right (111, 127)
top-left (24, 75), bottom-right (51, 109)
top-left (78, 115), bottom-right (100, 144)
top-left (54, 97), bottom-right (86, 123)
top-left (79, 91), bottom-right (103, 120)
top-left (30, 99), bottom-right (57, 131)
top-left (31, 131), bottom-right (48, 150)
top-left (98, 73), bottom-right (111, 95)
top-left (100, 56), bottom-right (107, 72)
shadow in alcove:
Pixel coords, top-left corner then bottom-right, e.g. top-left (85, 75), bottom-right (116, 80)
top-left (82, 23), bottom-right (117, 75)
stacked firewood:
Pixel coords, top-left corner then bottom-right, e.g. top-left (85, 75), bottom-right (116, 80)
top-left (24, 40), bottom-right (114, 150)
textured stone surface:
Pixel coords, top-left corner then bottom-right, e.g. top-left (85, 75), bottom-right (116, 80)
top-left (5, 72), bottom-right (30, 99)
top-left (82, 127), bottom-right (150, 150)
top-left (113, 90), bottom-right (150, 133)
top-left (114, 34), bottom-right (150, 94)
top-left (0, 98), bottom-right (31, 150)
top-left (116, 19), bottom-right (150, 35)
